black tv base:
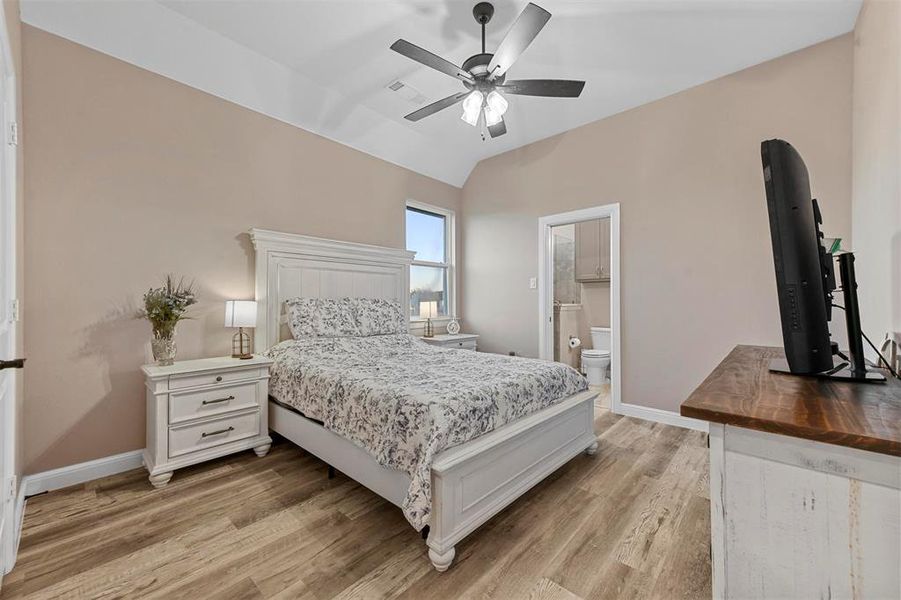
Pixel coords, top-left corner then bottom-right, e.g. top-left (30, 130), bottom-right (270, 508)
top-left (769, 252), bottom-right (886, 383)
top-left (768, 357), bottom-right (886, 382)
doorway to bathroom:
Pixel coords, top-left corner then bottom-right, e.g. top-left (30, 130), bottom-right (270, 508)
top-left (538, 204), bottom-right (620, 414)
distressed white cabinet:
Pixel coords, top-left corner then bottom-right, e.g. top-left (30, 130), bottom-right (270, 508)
top-left (682, 345), bottom-right (900, 600)
top-left (574, 218), bottom-right (610, 282)
top-left (709, 424), bottom-right (900, 600)
top-left (142, 356), bottom-right (273, 488)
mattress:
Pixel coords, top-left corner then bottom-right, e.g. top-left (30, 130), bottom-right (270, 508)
top-left (264, 334), bottom-right (588, 530)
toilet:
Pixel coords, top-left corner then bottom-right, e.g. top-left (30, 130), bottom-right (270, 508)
top-left (581, 326), bottom-right (611, 386)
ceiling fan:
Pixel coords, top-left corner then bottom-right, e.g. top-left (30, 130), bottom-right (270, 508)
top-left (390, 2), bottom-right (585, 139)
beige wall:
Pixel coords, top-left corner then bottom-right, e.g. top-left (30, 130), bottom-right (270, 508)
top-left (462, 34), bottom-right (854, 413)
top-left (852, 0), bottom-right (901, 348)
top-left (22, 26), bottom-right (462, 473)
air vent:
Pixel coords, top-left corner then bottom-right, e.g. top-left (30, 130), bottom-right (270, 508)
top-left (386, 80), bottom-right (429, 106)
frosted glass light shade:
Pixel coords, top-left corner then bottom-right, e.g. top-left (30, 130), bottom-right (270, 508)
top-left (419, 300), bottom-right (438, 319)
top-left (461, 90), bottom-right (483, 126)
top-left (224, 300), bottom-right (257, 328)
top-left (484, 106), bottom-right (502, 127)
top-left (486, 90), bottom-right (508, 116)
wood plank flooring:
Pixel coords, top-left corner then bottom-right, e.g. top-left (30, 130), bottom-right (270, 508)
top-left (1, 410), bottom-right (711, 599)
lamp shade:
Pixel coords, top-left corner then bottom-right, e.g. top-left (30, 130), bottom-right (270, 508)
top-left (419, 300), bottom-right (438, 319)
top-left (224, 300), bottom-right (257, 328)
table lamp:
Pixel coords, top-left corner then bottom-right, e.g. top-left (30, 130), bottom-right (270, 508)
top-left (420, 300), bottom-right (438, 338)
top-left (225, 300), bottom-right (257, 359)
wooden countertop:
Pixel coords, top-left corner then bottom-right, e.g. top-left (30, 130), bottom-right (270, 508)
top-left (681, 345), bottom-right (901, 456)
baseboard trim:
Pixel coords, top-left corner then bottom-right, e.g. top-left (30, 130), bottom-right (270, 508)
top-left (616, 402), bottom-right (709, 432)
top-left (23, 450), bottom-right (145, 497)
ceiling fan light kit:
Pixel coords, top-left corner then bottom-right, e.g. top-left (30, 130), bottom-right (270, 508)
top-left (390, 1), bottom-right (586, 139)
top-left (461, 90), bottom-right (483, 126)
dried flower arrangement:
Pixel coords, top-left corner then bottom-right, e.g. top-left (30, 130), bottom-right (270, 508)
top-left (140, 276), bottom-right (197, 365)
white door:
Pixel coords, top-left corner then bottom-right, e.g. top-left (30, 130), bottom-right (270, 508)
top-left (0, 6), bottom-right (18, 578)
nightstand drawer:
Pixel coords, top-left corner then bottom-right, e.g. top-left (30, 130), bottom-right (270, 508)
top-left (169, 368), bottom-right (260, 390)
top-left (451, 340), bottom-right (477, 350)
top-left (169, 411), bottom-right (260, 458)
top-left (169, 381), bottom-right (259, 425)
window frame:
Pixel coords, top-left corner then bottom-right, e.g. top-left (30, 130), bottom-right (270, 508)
top-left (406, 200), bottom-right (455, 323)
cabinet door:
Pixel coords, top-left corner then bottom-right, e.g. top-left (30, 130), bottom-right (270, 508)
top-left (598, 218), bottom-right (611, 281)
top-left (574, 219), bottom-right (601, 281)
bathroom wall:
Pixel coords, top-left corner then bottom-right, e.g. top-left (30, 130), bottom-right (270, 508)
top-left (578, 281), bottom-right (611, 354)
top-left (553, 305), bottom-right (582, 369)
top-left (552, 224), bottom-right (580, 304)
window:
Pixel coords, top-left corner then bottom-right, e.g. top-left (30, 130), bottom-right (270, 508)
top-left (406, 201), bottom-right (454, 320)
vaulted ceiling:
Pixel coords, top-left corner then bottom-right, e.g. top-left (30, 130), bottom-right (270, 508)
top-left (22, 0), bottom-right (862, 186)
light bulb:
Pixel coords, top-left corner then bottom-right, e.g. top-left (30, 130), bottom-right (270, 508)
top-left (461, 90), bottom-right (483, 127)
top-left (484, 106), bottom-right (502, 127)
top-left (486, 90), bottom-right (508, 116)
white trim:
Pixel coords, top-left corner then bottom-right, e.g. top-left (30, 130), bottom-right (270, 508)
top-left (406, 200), bottom-right (456, 323)
top-left (538, 204), bottom-right (622, 416)
top-left (617, 402), bottom-right (709, 432)
top-left (0, 0), bottom-right (16, 580)
top-left (21, 450), bottom-right (145, 497)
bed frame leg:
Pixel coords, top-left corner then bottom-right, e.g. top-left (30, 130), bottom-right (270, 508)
top-left (327, 465), bottom-right (335, 479)
top-left (585, 441), bottom-right (599, 455)
top-left (428, 546), bottom-right (455, 572)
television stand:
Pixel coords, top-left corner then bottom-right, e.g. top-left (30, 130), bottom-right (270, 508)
top-left (768, 357), bottom-right (886, 381)
top-left (769, 251), bottom-right (888, 383)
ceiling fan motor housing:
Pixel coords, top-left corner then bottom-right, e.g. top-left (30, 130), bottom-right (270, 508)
top-left (462, 53), bottom-right (504, 86)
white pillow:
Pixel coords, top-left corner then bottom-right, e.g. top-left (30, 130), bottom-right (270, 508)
top-left (285, 297), bottom-right (360, 338)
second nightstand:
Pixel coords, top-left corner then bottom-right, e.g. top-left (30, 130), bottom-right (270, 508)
top-left (420, 333), bottom-right (479, 351)
top-left (141, 355), bottom-right (273, 488)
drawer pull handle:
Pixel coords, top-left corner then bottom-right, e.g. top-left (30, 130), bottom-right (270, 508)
top-left (215, 376), bottom-right (223, 382)
top-left (202, 395), bottom-right (234, 405)
top-left (201, 426), bottom-right (234, 438)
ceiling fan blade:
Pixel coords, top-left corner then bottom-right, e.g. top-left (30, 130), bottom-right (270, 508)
top-left (404, 91), bottom-right (470, 122)
top-left (487, 3), bottom-right (551, 80)
top-left (390, 39), bottom-right (473, 84)
top-left (500, 79), bottom-right (585, 98)
top-left (488, 118), bottom-right (507, 138)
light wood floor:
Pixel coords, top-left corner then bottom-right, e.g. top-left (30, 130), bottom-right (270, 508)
top-left (1, 410), bottom-right (711, 599)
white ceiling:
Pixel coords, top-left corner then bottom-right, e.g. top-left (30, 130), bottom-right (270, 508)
top-left (22, 0), bottom-right (861, 186)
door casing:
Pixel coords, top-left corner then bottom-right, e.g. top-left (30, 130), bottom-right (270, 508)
top-left (537, 204), bottom-right (621, 414)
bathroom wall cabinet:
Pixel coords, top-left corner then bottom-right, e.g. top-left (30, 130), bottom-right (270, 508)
top-left (574, 218), bottom-right (611, 282)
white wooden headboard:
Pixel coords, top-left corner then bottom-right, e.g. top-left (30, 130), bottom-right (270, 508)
top-left (250, 228), bottom-right (415, 350)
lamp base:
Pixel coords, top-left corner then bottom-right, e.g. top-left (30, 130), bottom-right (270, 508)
top-left (232, 328), bottom-right (253, 360)
top-left (423, 318), bottom-right (434, 338)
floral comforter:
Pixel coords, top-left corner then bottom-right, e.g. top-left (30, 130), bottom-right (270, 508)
top-left (264, 334), bottom-right (588, 530)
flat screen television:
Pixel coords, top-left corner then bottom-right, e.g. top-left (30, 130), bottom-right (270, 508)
top-left (761, 138), bottom-right (884, 382)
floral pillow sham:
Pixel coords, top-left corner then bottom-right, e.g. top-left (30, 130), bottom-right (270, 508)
top-left (285, 297), bottom-right (360, 338)
top-left (285, 297), bottom-right (407, 338)
top-left (354, 298), bottom-right (407, 336)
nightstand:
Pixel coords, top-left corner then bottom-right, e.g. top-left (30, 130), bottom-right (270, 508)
top-left (420, 333), bottom-right (479, 351)
top-left (141, 355), bottom-right (273, 488)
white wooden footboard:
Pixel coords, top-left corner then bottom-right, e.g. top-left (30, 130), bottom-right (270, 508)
top-left (426, 390), bottom-right (598, 570)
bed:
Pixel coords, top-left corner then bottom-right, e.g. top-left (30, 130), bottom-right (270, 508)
top-left (251, 228), bottom-right (599, 571)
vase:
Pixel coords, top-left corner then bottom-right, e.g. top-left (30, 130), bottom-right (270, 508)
top-left (151, 333), bottom-right (177, 366)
